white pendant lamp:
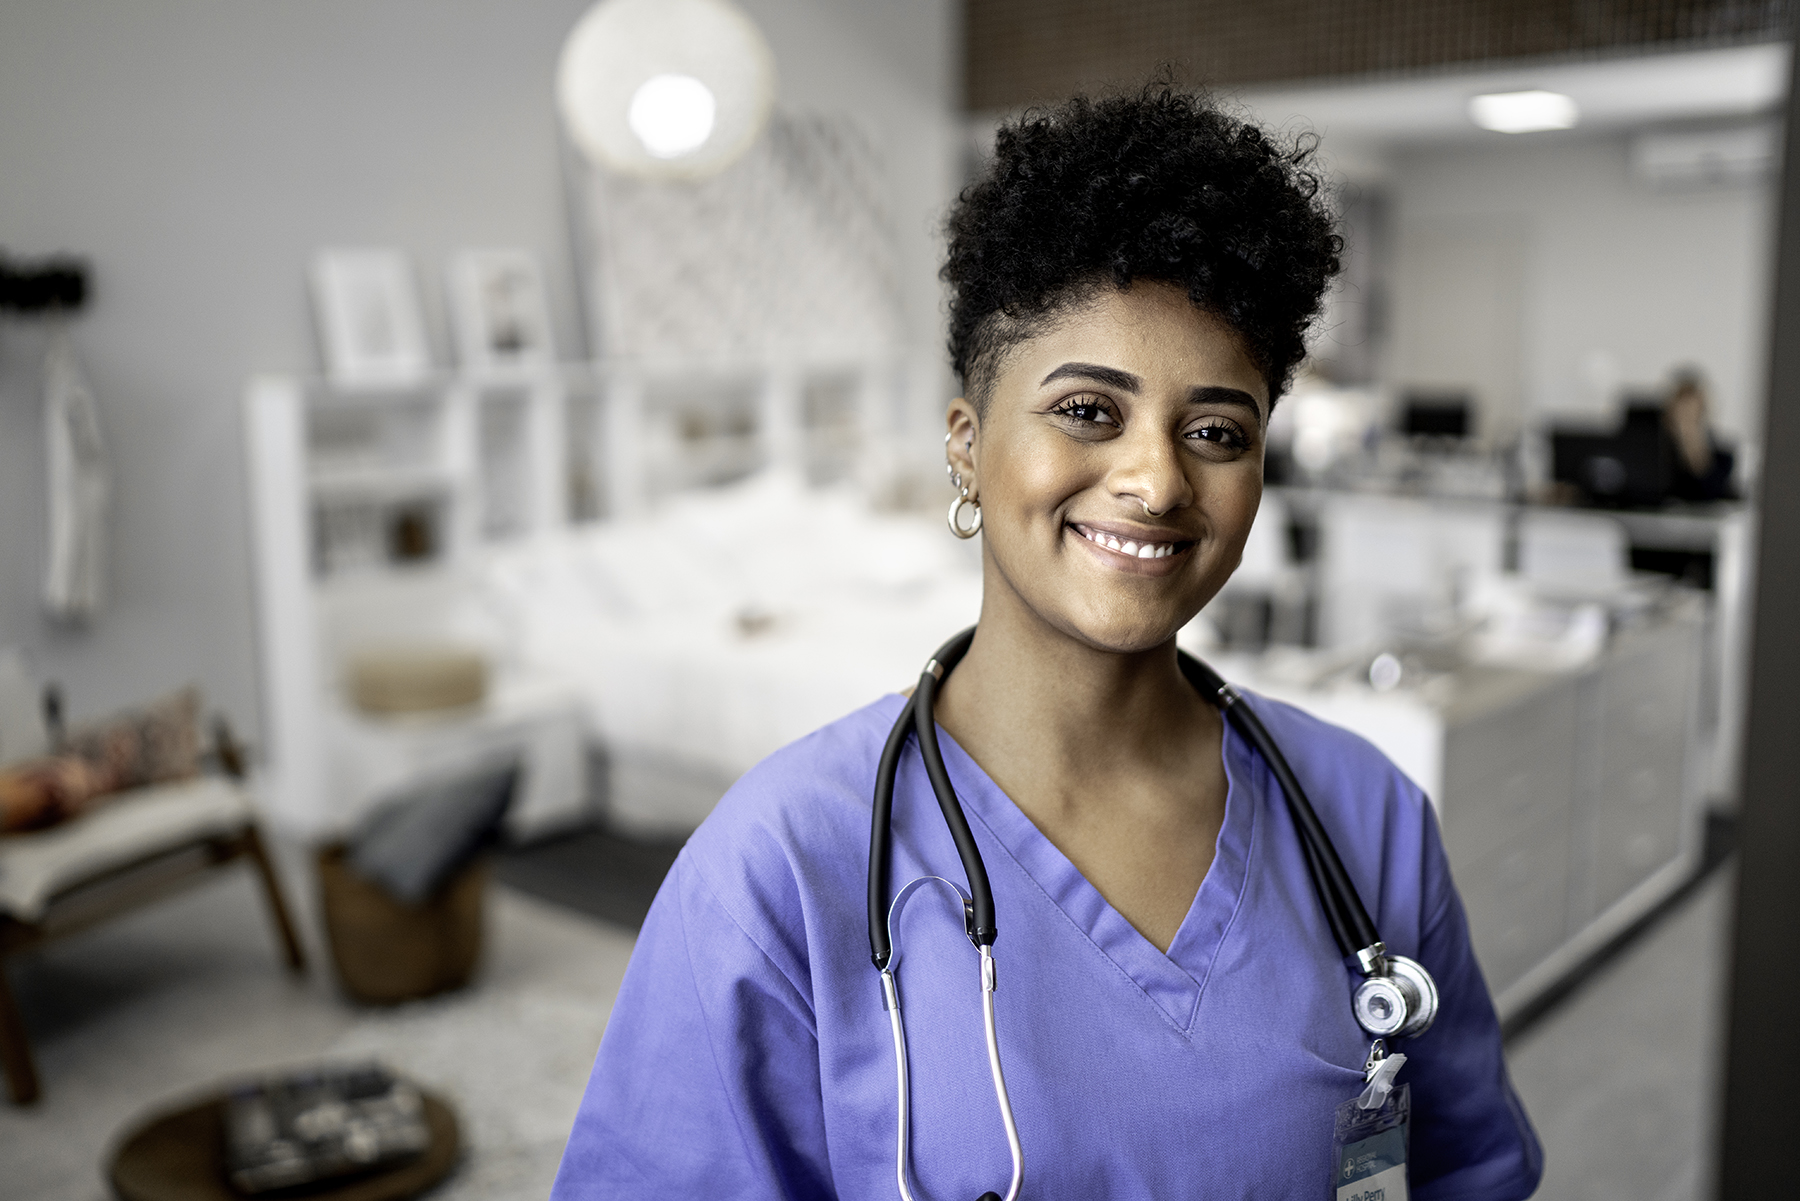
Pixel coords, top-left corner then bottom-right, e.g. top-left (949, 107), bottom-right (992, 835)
top-left (557, 0), bottom-right (777, 181)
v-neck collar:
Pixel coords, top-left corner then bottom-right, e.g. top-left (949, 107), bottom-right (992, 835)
top-left (922, 709), bottom-right (1262, 1036)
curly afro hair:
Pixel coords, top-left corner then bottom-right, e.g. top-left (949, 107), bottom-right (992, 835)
top-left (944, 85), bottom-right (1341, 411)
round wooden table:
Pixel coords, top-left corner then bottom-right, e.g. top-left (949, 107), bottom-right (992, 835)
top-left (108, 1089), bottom-right (459, 1201)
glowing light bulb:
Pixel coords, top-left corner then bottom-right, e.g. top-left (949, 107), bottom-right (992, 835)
top-left (557, 0), bottom-right (775, 179)
top-left (628, 74), bottom-right (717, 159)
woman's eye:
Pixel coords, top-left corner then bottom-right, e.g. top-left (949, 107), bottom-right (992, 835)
top-left (1188, 422), bottom-right (1248, 451)
top-left (1051, 399), bottom-right (1118, 427)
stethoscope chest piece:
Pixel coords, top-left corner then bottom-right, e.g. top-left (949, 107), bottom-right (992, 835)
top-left (1352, 953), bottom-right (1439, 1039)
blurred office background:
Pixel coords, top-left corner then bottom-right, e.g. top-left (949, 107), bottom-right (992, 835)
top-left (0, 1), bottom-right (1785, 1197)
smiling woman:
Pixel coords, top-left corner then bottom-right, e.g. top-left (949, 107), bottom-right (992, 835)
top-left (552, 86), bottom-right (1543, 1201)
top-left (936, 285), bottom-right (1271, 959)
top-left (948, 289), bottom-right (1267, 652)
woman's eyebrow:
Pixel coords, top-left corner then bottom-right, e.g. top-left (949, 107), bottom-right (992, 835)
top-left (1040, 362), bottom-right (1141, 391)
top-left (1040, 365), bottom-right (1266, 422)
top-left (1189, 385), bottom-right (1265, 419)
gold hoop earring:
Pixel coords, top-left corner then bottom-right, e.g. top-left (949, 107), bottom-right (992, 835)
top-left (947, 490), bottom-right (982, 539)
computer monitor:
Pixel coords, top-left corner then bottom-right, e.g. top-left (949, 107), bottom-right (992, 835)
top-left (1549, 410), bottom-right (1673, 507)
top-left (1614, 405), bottom-right (1674, 506)
top-left (1401, 394), bottom-right (1472, 439)
top-left (1550, 429), bottom-right (1617, 493)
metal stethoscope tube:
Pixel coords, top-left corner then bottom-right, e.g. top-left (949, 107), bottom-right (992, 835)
top-left (880, 877), bottom-right (1023, 1201)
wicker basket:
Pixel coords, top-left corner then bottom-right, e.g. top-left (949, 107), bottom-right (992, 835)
top-left (315, 845), bottom-right (486, 1005)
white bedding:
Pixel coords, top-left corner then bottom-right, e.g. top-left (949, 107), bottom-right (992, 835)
top-left (478, 472), bottom-right (984, 814)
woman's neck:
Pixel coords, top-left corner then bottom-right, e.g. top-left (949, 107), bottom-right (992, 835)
top-left (932, 585), bottom-right (1218, 818)
top-left (929, 569), bottom-right (1229, 954)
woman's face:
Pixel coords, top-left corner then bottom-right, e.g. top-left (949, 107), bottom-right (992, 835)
top-left (948, 281), bottom-right (1269, 654)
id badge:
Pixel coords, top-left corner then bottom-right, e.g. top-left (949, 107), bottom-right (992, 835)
top-left (1332, 1081), bottom-right (1409, 1201)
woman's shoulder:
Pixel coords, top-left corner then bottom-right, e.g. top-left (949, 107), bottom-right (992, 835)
top-left (673, 693), bottom-right (904, 950)
top-left (695, 691), bottom-right (905, 843)
top-left (1234, 687), bottom-right (1432, 813)
top-left (1232, 686), bottom-right (1455, 941)
top-left (1231, 686), bottom-right (1443, 868)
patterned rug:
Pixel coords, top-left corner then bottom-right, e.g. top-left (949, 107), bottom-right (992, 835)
top-left (0, 856), bottom-right (635, 1201)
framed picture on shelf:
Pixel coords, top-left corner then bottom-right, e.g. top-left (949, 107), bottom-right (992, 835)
top-left (310, 249), bottom-right (431, 386)
top-left (446, 249), bottom-right (555, 375)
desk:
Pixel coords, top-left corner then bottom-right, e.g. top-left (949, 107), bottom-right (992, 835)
top-left (1222, 600), bottom-right (1706, 1022)
top-left (1609, 502), bottom-right (1744, 590)
top-left (1261, 488), bottom-right (1749, 803)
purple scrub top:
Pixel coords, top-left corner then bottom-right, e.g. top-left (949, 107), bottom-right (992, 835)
top-left (552, 690), bottom-right (1543, 1199)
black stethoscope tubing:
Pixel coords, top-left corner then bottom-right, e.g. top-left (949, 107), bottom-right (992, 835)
top-left (867, 626), bottom-right (1380, 972)
top-left (868, 627), bottom-right (1437, 1201)
top-left (1174, 652), bottom-right (1381, 958)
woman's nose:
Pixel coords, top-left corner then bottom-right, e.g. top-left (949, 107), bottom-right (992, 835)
top-left (1110, 428), bottom-right (1191, 516)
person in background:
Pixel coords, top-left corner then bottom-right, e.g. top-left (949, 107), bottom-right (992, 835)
top-left (1664, 367), bottom-right (1737, 502)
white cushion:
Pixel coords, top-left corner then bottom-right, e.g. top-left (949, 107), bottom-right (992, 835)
top-left (0, 776), bottom-right (254, 921)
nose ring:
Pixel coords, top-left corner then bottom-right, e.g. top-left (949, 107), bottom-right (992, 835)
top-left (1142, 500), bottom-right (1169, 519)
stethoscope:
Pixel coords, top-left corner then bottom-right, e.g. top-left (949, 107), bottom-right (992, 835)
top-left (868, 627), bottom-right (1440, 1201)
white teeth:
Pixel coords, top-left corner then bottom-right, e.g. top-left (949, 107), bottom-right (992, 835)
top-left (1077, 526), bottom-right (1176, 559)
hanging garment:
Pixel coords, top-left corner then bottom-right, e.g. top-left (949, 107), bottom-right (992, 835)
top-left (42, 327), bottom-right (108, 622)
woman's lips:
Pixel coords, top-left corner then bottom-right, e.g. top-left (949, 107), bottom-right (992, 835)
top-left (1068, 522), bottom-right (1190, 561)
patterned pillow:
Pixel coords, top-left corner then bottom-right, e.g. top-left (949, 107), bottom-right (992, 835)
top-left (0, 687), bottom-right (201, 834)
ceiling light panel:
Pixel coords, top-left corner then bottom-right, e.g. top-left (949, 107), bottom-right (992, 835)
top-left (1469, 90), bottom-right (1580, 133)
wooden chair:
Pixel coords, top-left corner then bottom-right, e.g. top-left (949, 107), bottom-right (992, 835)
top-left (0, 728), bottom-right (305, 1104)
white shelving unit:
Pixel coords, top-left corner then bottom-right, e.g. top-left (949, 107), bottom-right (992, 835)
top-left (244, 368), bottom-right (584, 837)
top-left (269, 370), bottom-right (570, 576)
top-left (589, 355), bottom-right (901, 520)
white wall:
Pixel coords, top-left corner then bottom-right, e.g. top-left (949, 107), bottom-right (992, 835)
top-left (1385, 215), bottom-right (1527, 437)
top-left (0, 0), bottom-right (957, 740)
top-left (1383, 132), bottom-right (1777, 448)
top-left (737, 0), bottom-right (960, 350)
top-left (0, 2), bottom-right (957, 741)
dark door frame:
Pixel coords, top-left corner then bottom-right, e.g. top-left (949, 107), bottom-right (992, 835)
top-left (1718, 36), bottom-right (1800, 1198)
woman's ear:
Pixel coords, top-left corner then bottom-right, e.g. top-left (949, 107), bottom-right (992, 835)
top-left (945, 398), bottom-right (979, 495)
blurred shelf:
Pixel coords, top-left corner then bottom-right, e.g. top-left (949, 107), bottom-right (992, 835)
top-left (308, 463), bottom-right (461, 504)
